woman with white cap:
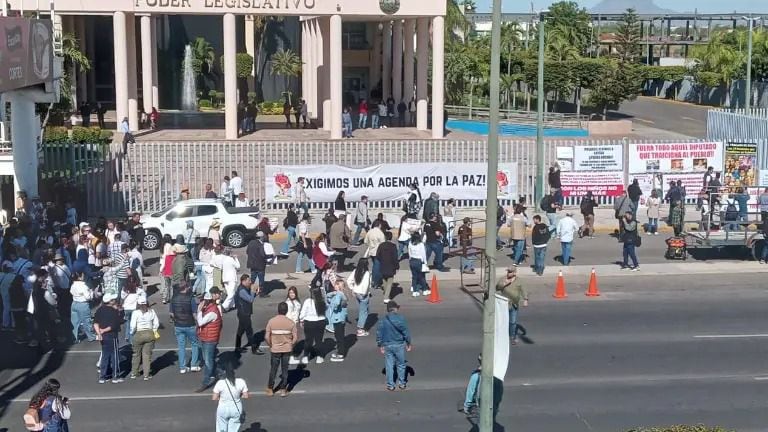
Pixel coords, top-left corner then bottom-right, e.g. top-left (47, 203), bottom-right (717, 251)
top-left (129, 295), bottom-right (159, 381)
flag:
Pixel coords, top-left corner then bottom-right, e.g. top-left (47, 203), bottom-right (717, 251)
top-left (493, 293), bottom-right (510, 381)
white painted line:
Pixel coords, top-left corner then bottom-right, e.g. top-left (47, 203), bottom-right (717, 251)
top-left (694, 334), bottom-right (768, 339)
top-left (753, 376), bottom-right (768, 381)
top-left (62, 345), bottom-right (268, 354)
top-left (10, 390), bottom-right (307, 403)
top-left (636, 118), bottom-right (655, 124)
top-left (681, 116), bottom-right (698, 122)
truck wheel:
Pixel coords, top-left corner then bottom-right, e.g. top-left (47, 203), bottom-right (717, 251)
top-left (225, 229), bottom-right (245, 248)
top-left (143, 231), bottom-right (161, 250)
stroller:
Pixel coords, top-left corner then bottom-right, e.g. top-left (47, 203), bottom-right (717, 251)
top-left (665, 236), bottom-right (688, 260)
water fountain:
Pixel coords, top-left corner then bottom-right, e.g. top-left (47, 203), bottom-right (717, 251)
top-left (181, 45), bottom-right (197, 111)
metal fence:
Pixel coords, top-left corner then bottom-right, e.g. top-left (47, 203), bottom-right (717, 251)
top-left (707, 110), bottom-right (768, 172)
top-left (444, 105), bottom-right (587, 129)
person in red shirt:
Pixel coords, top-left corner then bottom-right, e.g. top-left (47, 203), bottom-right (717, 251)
top-left (358, 99), bottom-right (368, 129)
top-left (196, 287), bottom-right (223, 392)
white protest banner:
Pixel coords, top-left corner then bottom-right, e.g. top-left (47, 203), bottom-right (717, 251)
top-left (494, 293), bottom-right (510, 381)
top-left (573, 145), bottom-right (623, 171)
top-left (629, 173), bottom-right (663, 207)
top-left (265, 163), bottom-right (518, 203)
top-left (663, 173), bottom-right (705, 199)
top-left (561, 171), bottom-right (625, 198)
top-left (628, 142), bottom-right (723, 173)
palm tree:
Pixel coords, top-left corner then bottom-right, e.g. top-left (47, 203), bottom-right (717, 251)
top-left (691, 32), bottom-right (744, 106)
top-left (270, 48), bottom-right (302, 105)
top-left (40, 33), bottom-right (90, 131)
top-left (189, 37), bottom-right (216, 93)
top-left (501, 22), bottom-right (522, 73)
top-left (445, 0), bottom-right (469, 43)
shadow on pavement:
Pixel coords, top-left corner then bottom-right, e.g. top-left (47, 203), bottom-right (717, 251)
top-left (286, 366), bottom-right (310, 391)
top-left (151, 351), bottom-right (177, 375)
top-left (364, 312), bottom-right (379, 332)
top-left (243, 422), bottom-right (269, 432)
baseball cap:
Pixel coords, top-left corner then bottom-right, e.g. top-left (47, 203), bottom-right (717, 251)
top-left (103, 293), bottom-right (118, 303)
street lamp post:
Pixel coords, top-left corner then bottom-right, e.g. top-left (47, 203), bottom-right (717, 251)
top-left (534, 11), bottom-right (547, 206)
top-left (479, 0), bottom-right (502, 427)
top-left (744, 15), bottom-right (757, 112)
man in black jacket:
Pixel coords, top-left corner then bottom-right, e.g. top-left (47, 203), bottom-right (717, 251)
top-left (170, 282), bottom-right (201, 373)
top-left (424, 213), bottom-right (449, 272)
top-left (234, 274), bottom-right (264, 354)
top-left (247, 232), bottom-right (268, 289)
top-left (125, 213), bottom-right (145, 251)
top-left (378, 231), bottom-right (399, 303)
top-left (628, 179), bottom-right (643, 218)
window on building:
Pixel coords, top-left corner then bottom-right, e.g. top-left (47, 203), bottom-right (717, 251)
top-left (342, 23), bottom-right (368, 50)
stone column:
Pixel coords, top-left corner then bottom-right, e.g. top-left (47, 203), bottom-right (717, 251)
top-left (382, 21), bottom-right (392, 101)
top-left (140, 15), bottom-right (154, 113)
top-left (320, 17), bottom-right (330, 130)
top-left (151, 17), bottom-right (159, 109)
top-left (431, 16), bottom-right (444, 139)
top-left (126, 13), bottom-right (139, 132)
top-left (416, 17), bottom-right (429, 131)
top-left (86, 17), bottom-right (96, 102)
top-left (370, 23), bottom-right (382, 96)
top-left (223, 13), bottom-right (238, 139)
top-left (329, 14), bottom-right (343, 139)
top-left (308, 20), bottom-right (318, 118)
top-left (113, 11), bottom-right (128, 129)
top-left (403, 19), bottom-right (415, 105)
top-left (9, 95), bottom-right (38, 199)
top-left (392, 20), bottom-right (403, 104)
top-left (245, 15), bottom-right (256, 94)
top-left (75, 16), bottom-right (87, 103)
top-left (301, 21), bottom-right (308, 103)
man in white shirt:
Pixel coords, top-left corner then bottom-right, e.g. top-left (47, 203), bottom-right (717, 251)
top-left (220, 176), bottom-right (233, 207)
top-left (50, 254), bottom-right (72, 292)
top-left (230, 171), bottom-right (243, 196)
top-left (218, 248), bottom-right (241, 311)
top-left (556, 212), bottom-right (580, 266)
top-left (234, 192), bottom-right (250, 208)
top-left (295, 177), bottom-right (309, 218)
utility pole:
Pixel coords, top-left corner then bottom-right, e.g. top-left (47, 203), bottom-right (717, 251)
top-left (745, 14), bottom-right (756, 112)
top-left (479, 0), bottom-right (502, 426)
top-left (534, 11), bottom-right (547, 206)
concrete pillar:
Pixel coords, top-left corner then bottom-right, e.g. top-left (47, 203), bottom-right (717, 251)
top-left (382, 21), bottom-right (392, 101)
top-left (126, 13), bottom-right (139, 132)
top-left (223, 13), bottom-right (238, 139)
top-left (403, 19), bottom-right (415, 105)
top-left (113, 11), bottom-right (129, 129)
top-left (308, 20), bottom-right (318, 118)
top-left (416, 17), bottom-right (429, 131)
top-left (245, 15), bottom-right (256, 94)
top-left (329, 14), bottom-right (343, 140)
top-left (140, 15), bottom-right (154, 113)
top-left (301, 21), bottom-right (308, 102)
top-left (431, 16), bottom-right (444, 139)
top-left (75, 16), bottom-right (87, 103)
top-left (320, 18), bottom-right (331, 130)
top-left (151, 17), bottom-right (159, 109)
top-left (86, 17), bottom-right (96, 103)
top-left (371, 23), bottom-right (382, 96)
top-left (63, 16), bottom-right (78, 109)
top-left (392, 20), bottom-right (403, 104)
top-left (9, 95), bottom-right (39, 199)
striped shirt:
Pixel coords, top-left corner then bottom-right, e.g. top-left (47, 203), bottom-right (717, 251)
top-left (112, 253), bottom-right (130, 279)
top-left (108, 240), bottom-right (124, 259)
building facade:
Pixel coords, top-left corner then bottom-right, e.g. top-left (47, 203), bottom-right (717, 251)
top-left (10, 0), bottom-right (447, 139)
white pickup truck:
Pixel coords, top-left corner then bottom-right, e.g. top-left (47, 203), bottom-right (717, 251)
top-left (139, 198), bottom-right (261, 250)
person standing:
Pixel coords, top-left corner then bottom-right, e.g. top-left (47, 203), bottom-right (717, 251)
top-left (371, 101), bottom-right (380, 129)
top-left (556, 212), bottom-right (579, 266)
top-left (378, 231), bottom-right (399, 303)
top-left (376, 301), bottom-right (412, 391)
top-left (93, 295), bottom-right (123, 384)
top-left (230, 171), bottom-right (243, 197)
top-left (220, 176), bottom-right (233, 207)
top-left (96, 102), bottom-right (107, 129)
top-left (334, 191), bottom-right (347, 217)
top-left (458, 217), bottom-right (476, 274)
top-left (218, 248), bottom-right (241, 311)
top-left (280, 205), bottom-right (299, 257)
top-left (508, 207), bottom-right (527, 266)
top-left (646, 190), bottom-right (661, 235)
top-left (759, 188), bottom-right (768, 223)
top-left (548, 162), bottom-right (562, 206)
top-left (540, 190), bottom-right (559, 233)
top-left (734, 187), bottom-right (750, 230)
top-left (25, 379), bottom-right (71, 432)
top-left (212, 363), bottom-right (249, 432)
top-left (70, 272), bottom-right (96, 343)
top-left (669, 200), bottom-right (684, 236)
top-left (295, 177), bottom-right (310, 218)
top-left (347, 259), bottom-right (371, 337)
top-left (322, 207), bottom-right (338, 239)
top-left (613, 191), bottom-right (634, 238)
top-left (329, 214), bottom-right (351, 271)
top-left (579, 191), bottom-right (597, 238)
top-left (408, 97), bottom-right (417, 126)
top-left (422, 193), bottom-right (440, 221)
top-left (495, 266), bottom-right (528, 345)
top-left (120, 117), bottom-right (135, 149)
top-left (424, 213), bottom-right (448, 271)
top-left (364, 220), bottom-right (386, 289)
top-left (628, 179), bottom-right (643, 218)
top-left (342, 107), bottom-right (353, 138)
top-left (531, 215), bottom-right (550, 276)
top-left (299, 286), bottom-right (328, 364)
top-left (358, 99), bottom-right (368, 129)
top-left (295, 214), bottom-right (316, 274)
top-left (196, 287), bottom-right (223, 392)
top-left (170, 281), bottom-right (201, 374)
top-left (265, 302), bottom-right (297, 397)
top-left (234, 275), bottom-right (264, 355)
top-left (352, 196), bottom-right (370, 245)
top-left (327, 279), bottom-right (349, 362)
top-left (407, 232), bottom-right (429, 297)
top-left (171, 243), bottom-right (194, 291)
top-left (397, 100), bottom-right (407, 127)
top-left (246, 232), bottom-right (268, 289)
top-left (300, 99), bottom-right (309, 128)
top-left (621, 212), bottom-right (640, 271)
top-left (129, 297), bottom-right (159, 381)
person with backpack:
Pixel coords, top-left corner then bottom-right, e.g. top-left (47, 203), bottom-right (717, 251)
top-left (620, 212), bottom-right (640, 271)
top-left (579, 192), bottom-right (598, 238)
top-left (613, 191), bottom-right (634, 238)
top-left (376, 300), bottom-right (412, 391)
top-left (531, 215), bottom-right (551, 276)
top-left (723, 193), bottom-right (739, 232)
top-left (540, 190), bottom-right (559, 234)
top-left (24, 378), bottom-right (70, 431)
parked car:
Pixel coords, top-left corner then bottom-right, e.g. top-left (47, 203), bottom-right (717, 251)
top-left (140, 199), bottom-right (261, 250)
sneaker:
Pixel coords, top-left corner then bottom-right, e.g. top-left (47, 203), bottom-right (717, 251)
top-left (279, 389), bottom-right (288, 397)
top-left (180, 368), bottom-right (189, 374)
top-left (386, 386), bottom-right (395, 391)
top-left (412, 292), bottom-right (420, 297)
top-left (280, 252), bottom-right (290, 257)
top-left (111, 378), bottom-right (124, 384)
top-left (252, 348), bottom-right (265, 355)
top-left (423, 290), bottom-right (431, 296)
top-left (760, 260), bottom-right (766, 264)
top-left (190, 366), bottom-right (202, 372)
top-left (143, 376), bottom-right (152, 381)
top-left (620, 266), bottom-right (629, 270)
top-left (631, 267), bottom-right (640, 272)
top-left (654, 232), bottom-right (659, 236)
top-left (383, 298), bottom-right (391, 304)
top-left (646, 232), bottom-right (652, 236)
top-left (316, 356), bottom-right (324, 364)
top-left (28, 340), bottom-right (39, 348)
top-left (301, 356), bottom-right (309, 365)
top-left (330, 354), bottom-right (345, 362)
top-left (265, 388), bottom-right (274, 397)
top-left (289, 356), bottom-right (300, 365)
top-left (98, 379), bottom-right (106, 384)
top-left (356, 329), bottom-right (369, 337)
top-left (129, 374), bottom-right (138, 379)
top-left (398, 384), bottom-right (407, 390)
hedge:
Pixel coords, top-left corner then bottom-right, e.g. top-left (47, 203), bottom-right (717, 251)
top-left (43, 126), bottom-right (112, 145)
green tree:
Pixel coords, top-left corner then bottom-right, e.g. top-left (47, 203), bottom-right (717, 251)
top-left (186, 37), bottom-right (216, 95)
top-left (446, 0), bottom-right (470, 43)
top-left (691, 32), bottom-right (745, 106)
top-left (546, 27), bottom-right (581, 61)
top-left (270, 48), bottom-right (302, 105)
top-left (40, 33), bottom-right (91, 130)
top-left (501, 22), bottom-right (523, 73)
top-left (588, 61), bottom-right (644, 119)
top-left (615, 8), bottom-right (642, 62)
top-left (545, 1), bottom-right (592, 55)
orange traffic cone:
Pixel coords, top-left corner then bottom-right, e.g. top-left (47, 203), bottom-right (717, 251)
top-left (426, 274), bottom-right (442, 303)
top-left (553, 270), bottom-right (567, 299)
top-left (585, 268), bottom-right (600, 297)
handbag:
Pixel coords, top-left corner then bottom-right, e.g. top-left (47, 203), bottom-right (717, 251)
top-left (420, 262), bottom-right (430, 273)
top-left (223, 379), bottom-right (246, 424)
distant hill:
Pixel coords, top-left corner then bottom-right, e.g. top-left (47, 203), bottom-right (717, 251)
top-left (590, 0), bottom-right (677, 14)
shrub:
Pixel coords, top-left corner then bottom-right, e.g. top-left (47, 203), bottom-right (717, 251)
top-left (71, 126), bottom-right (106, 144)
top-left (215, 91), bottom-right (225, 103)
top-left (43, 127), bottom-right (69, 144)
top-left (198, 99), bottom-right (212, 108)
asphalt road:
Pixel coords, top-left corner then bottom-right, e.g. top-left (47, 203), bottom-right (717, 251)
top-left (2, 272), bottom-right (768, 432)
top-left (612, 96), bottom-right (710, 138)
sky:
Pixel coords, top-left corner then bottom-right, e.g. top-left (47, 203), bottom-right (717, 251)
top-left (475, 0), bottom-right (768, 14)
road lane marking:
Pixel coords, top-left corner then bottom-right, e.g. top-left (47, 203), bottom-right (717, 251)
top-left (694, 334), bottom-right (768, 339)
top-left (681, 116), bottom-right (699, 122)
top-left (635, 118), bottom-right (655, 124)
top-left (754, 376), bottom-right (768, 381)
